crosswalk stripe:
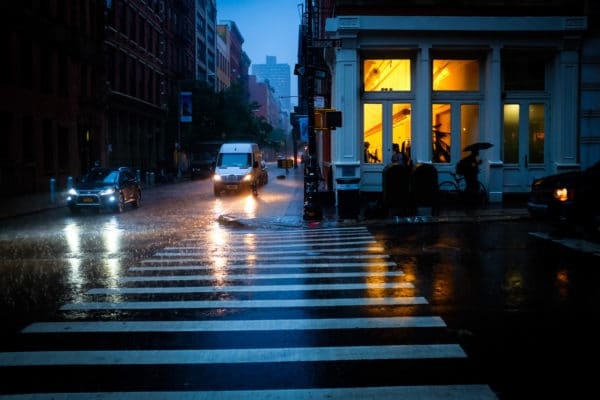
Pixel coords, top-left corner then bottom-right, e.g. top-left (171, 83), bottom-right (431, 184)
top-left (0, 385), bottom-right (499, 400)
top-left (60, 297), bottom-right (428, 310)
top-left (129, 261), bottom-right (398, 271)
top-left (0, 344), bottom-right (466, 366)
top-left (167, 239), bottom-right (377, 250)
top-left (23, 316), bottom-right (446, 333)
top-left (87, 282), bottom-right (413, 294)
top-left (154, 246), bottom-right (385, 256)
top-left (142, 254), bottom-right (390, 263)
top-left (118, 271), bottom-right (405, 282)
top-left (183, 234), bottom-right (375, 244)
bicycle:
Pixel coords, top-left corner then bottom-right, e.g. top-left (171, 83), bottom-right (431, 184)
top-left (438, 172), bottom-right (489, 207)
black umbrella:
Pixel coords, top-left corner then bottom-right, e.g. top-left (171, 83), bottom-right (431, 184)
top-left (463, 142), bottom-right (493, 153)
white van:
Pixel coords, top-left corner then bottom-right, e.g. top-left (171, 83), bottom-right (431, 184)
top-left (213, 142), bottom-right (263, 196)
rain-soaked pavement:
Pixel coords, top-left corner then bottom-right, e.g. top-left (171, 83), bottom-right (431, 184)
top-left (0, 165), bottom-right (598, 399)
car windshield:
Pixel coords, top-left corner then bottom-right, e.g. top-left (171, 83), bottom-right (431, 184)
top-left (217, 153), bottom-right (251, 168)
top-left (80, 168), bottom-right (119, 185)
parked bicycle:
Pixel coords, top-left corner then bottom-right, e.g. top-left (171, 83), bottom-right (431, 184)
top-left (438, 171), bottom-right (489, 206)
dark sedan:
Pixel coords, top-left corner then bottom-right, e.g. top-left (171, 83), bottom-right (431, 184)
top-left (67, 166), bottom-right (142, 214)
top-left (528, 160), bottom-right (600, 234)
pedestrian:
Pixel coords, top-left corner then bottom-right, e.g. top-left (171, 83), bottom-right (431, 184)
top-left (457, 149), bottom-right (481, 204)
top-left (364, 141), bottom-right (379, 163)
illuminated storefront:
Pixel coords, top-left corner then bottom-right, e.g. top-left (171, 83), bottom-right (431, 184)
top-left (324, 16), bottom-right (587, 202)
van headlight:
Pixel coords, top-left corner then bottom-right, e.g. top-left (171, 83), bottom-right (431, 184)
top-left (243, 173), bottom-right (252, 182)
top-left (213, 174), bottom-right (222, 182)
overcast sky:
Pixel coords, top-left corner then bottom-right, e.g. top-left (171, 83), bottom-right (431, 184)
top-left (216, 0), bottom-right (302, 100)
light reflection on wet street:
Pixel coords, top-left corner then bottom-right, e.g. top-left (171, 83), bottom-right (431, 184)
top-left (0, 171), bottom-right (598, 399)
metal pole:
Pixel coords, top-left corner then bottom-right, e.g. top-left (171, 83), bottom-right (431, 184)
top-left (303, 0), bottom-right (322, 221)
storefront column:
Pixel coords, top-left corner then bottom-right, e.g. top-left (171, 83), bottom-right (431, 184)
top-left (553, 47), bottom-right (580, 169)
top-left (414, 44), bottom-right (432, 163)
top-left (485, 44), bottom-right (503, 203)
top-left (332, 48), bottom-right (361, 180)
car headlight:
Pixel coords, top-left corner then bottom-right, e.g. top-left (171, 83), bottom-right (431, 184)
top-left (213, 174), bottom-right (222, 182)
top-left (100, 188), bottom-right (115, 196)
top-left (552, 187), bottom-right (573, 202)
top-left (68, 188), bottom-right (78, 196)
top-left (243, 173), bottom-right (252, 182)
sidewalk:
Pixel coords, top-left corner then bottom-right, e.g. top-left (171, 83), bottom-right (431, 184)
top-left (0, 169), bottom-right (530, 225)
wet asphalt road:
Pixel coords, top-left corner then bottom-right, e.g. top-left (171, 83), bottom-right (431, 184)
top-left (0, 172), bottom-right (598, 399)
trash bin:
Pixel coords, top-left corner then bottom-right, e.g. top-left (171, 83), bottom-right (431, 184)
top-left (410, 163), bottom-right (439, 215)
top-left (382, 163), bottom-right (412, 215)
top-left (336, 177), bottom-right (360, 219)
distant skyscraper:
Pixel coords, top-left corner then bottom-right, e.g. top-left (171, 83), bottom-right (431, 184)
top-left (252, 56), bottom-right (291, 112)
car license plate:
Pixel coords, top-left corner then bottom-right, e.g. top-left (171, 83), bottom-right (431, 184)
top-left (226, 185), bottom-right (238, 190)
top-left (82, 197), bottom-right (94, 203)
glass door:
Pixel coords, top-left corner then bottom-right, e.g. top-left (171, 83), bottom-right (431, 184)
top-left (362, 102), bottom-right (412, 166)
top-left (503, 102), bottom-right (547, 192)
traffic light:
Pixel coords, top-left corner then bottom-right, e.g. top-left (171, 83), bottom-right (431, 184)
top-left (314, 109), bottom-right (342, 130)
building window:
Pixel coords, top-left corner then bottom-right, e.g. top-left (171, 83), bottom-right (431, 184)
top-left (58, 126), bottom-right (69, 171)
top-left (503, 52), bottom-right (546, 91)
top-left (529, 104), bottom-right (545, 164)
top-left (433, 59), bottom-right (479, 91)
top-left (392, 104), bottom-right (412, 160)
top-left (363, 103), bottom-right (383, 163)
top-left (503, 104), bottom-right (519, 164)
top-left (432, 104), bottom-right (451, 163)
top-left (460, 104), bottom-right (480, 160)
top-left (363, 59), bottom-right (411, 92)
top-left (43, 120), bottom-right (55, 173)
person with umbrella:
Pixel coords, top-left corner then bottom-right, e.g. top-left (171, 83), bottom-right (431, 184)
top-left (457, 142), bottom-right (493, 205)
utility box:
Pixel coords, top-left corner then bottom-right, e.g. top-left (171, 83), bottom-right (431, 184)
top-left (382, 163), bottom-right (412, 215)
top-left (336, 177), bottom-right (360, 219)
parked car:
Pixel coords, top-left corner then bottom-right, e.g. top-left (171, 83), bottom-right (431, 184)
top-left (528, 160), bottom-right (600, 234)
top-left (67, 166), bottom-right (142, 214)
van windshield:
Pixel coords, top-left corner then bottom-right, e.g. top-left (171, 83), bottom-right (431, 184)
top-left (217, 153), bottom-right (251, 168)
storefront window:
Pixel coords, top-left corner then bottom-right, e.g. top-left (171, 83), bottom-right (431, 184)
top-left (363, 59), bottom-right (411, 91)
top-left (460, 104), bottom-right (480, 159)
top-left (363, 103), bottom-right (383, 163)
top-left (503, 104), bottom-right (519, 164)
top-left (529, 104), bottom-right (545, 163)
top-left (432, 104), bottom-right (451, 163)
top-left (433, 59), bottom-right (479, 91)
top-left (392, 104), bottom-right (412, 160)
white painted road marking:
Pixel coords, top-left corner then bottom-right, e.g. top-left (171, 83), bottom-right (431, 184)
top-left (0, 344), bottom-right (466, 366)
top-left (60, 297), bottom-right (428, 310)
top-left (23, 316), bottom-right (446, 333)
top-left (0, 385), bottom-right (499, 400)
top-left (86, 282), bottom-right (413, 294)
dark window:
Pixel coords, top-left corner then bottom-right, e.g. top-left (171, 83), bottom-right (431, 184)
top-left (58, 53), bottom-right (68, 97)
top-left (0, 34), bottom-right (9, 85)
top-left (0, 112), bottom-right (11, 160)
top-left (41, 47), bottom-right (53, 94)
top-left (19, 37), bottom-right (33, 89)
top-left (43, 120), bottom-right (55, 173)
top-left (503, 52), bottom-right (546, 91)
top-left (119, 51), bottom-right (126, 92)
top-left (58, 125), bottom-right (69, 170)
top-left (81, 64), bottom-right (88, 98)
top-left (21, 116), bottom-right (34, 161)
